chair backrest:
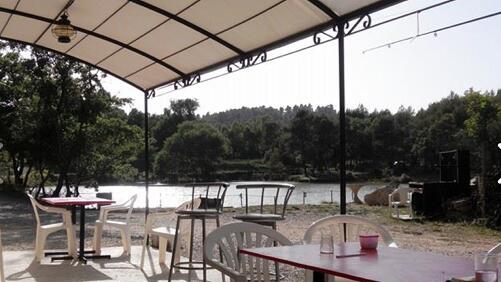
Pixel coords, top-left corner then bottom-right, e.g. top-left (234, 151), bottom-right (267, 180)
top-left (303, 215), bottom-right (397, 248)
top-left (100, 194), bottom-right (138, 222)
top-left (184, 182), bottom-right (229, 213)
top-left (175, 198), bottom-right (202, 212)
top-left (146, 198), bottom-right (202, 233)
top-left (204, 222), bottom-right (292, 282)
top-left (122, 194), bottom-right (137, 222)
top-left (27, 194), bottom-right (44, 226)
top-left (390, 187), bottom-right (411, 202)
top-left (236, 183), bottom-right (295, 218)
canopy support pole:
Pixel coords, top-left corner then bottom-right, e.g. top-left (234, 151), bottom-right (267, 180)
top-left (338, 21), bottom-right (347, 215)
top-left (144, 90), bottom-right (152, 219)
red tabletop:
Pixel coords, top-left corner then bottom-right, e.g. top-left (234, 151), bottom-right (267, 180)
top-left (41, 197), bottom-right (115, 206)
top-left (240, 243), bottom-right (476, 282)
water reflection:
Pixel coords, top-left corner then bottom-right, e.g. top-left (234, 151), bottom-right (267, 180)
top-left (82, 182), bottom-right (377, 208)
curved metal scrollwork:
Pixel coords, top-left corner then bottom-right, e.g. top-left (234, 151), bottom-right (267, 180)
top-left (146, 89), bottom-right (155, 99)
top-left (313, 14), bottom-right (372, 45)
top-left (345, 14), bottom-right (372, 35)
top-left (313, 24), bottom-right (339, 45)
top-left (174, 73), bottom-right (201, 90)
top-left (227, 51), bottom-right (267, 73)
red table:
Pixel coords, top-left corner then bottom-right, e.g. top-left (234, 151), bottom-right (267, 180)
top-left (41, 197), bottom-right (115, 263)
top-left (240, 243), bottom-right (476, 282)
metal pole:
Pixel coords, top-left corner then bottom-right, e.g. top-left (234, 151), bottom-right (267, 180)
top-left (338, 21), bottom-right (347, 215)
top-left (144, 91), bottom-right (150, 218)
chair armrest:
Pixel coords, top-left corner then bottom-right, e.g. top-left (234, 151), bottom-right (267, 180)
top-left (99, 203), bottom-right (131, 214)
top-left (98, 204), bottom-right (130, 222)
top-left (38, 204), bottom-right (70, 215)
top-left (100, 204), bottom-right (129, 212)
top-left (145, 212), bottom-right (173, 232)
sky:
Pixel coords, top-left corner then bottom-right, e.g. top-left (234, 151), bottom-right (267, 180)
top-left (100, 0), bottom-right (501, 116)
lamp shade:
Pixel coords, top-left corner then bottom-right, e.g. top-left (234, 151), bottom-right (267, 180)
top-left (51, 12), bottom-right (76, 43)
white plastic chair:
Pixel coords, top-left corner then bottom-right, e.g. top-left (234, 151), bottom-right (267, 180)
top-left (487, 243), bottom-right (501, 256)
top-left (92, 194), bottom-right (137, 255)
top-left (140, 198), bottom-right (201, 269)
top-left (27, 194), bottom-right (77, 262)
top-left (1, 228), bottom-right (5, 282)
top-left (204, 222), bottom-right (292, 282)
top-left (303, 215), bottom-right (397, 282)
top-left (388, 187), bottom-right (413, 220)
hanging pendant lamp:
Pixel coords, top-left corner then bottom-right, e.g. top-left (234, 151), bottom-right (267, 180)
top-left (51, 11), bottom-right (76, 43)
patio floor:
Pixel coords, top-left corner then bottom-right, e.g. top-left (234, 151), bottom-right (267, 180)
top-left (2, 246), bottom-right (223, 282)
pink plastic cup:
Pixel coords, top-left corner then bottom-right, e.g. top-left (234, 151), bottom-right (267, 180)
top-left (359, 235), bottom-right (379, 249)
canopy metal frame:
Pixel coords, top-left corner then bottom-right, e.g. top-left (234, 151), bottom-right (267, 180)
top-left (0, 0), bottom-right (406, 218)
top-left (140, 1), bottom-right (399, 217)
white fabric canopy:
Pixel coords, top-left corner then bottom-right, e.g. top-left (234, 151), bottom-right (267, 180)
top-left (0, 0), bottom-right (402, 91)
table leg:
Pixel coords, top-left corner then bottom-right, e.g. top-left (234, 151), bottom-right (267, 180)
top-left (50, 205), bottom-right (110, 263)
top-left (79, 205), bottom-right (86, 262)
top-left (313, 271), bottom-right (326, 282)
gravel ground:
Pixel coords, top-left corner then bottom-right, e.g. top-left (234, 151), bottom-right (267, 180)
top-left (1, 193), bottom-right (500, 280)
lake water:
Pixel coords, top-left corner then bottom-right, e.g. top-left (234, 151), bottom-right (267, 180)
top-left (80, 182), bottom-right (378, 208)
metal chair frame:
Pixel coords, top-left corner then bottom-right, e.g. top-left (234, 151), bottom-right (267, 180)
top-left (168, 182), bottom-right (229, 282)
top-left (234, 183), bottom-right (295, 229)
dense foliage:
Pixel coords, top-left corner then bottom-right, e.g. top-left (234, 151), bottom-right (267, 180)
top-left (0, 45), bottom-right (499, 224)
top-left (0, 44), bottom-right (142, 195)
top-left (154, 121), bottom-right (228, 181)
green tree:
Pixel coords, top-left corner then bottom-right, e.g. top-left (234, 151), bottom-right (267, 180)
top-left (346, 106), bottom-right (372, 169)
top-left (289, 110), bottom-right (314, 175)
top-left (151, 99), bottom-right (199, 152)
top-left (154, 121), bottom-right (228, 181)
top-left (75, 116), bottom-right (142, 184)
top-left (0, 45), bottom-right (141, 194)
top-left (370, 110), bottom-right (397, 166)
top-left (464, 90), bottom-right (500, 216)
top-left (411, 93), bottom-right (468, 169)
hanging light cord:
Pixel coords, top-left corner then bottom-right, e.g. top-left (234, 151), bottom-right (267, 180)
top-left (352, 0), bottom-right (456, 36)
top-left (152, 0), bottom-right (499, 97)
top-left (362, 10), bottom-right (501, 53)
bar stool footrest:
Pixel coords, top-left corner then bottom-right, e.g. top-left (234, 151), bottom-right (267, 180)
top-left (173, 261), bottom-right (213, 271)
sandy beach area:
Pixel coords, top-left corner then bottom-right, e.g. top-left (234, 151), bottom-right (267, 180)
top-left (1, 192), bottom-right (500, 261)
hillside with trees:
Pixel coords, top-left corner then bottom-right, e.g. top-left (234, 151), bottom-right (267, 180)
top-left (0, 43), bottom-right (499, 226)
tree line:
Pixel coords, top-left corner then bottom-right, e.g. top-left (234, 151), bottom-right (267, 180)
top-left (0, 44), bottom-right (142, 196)
top-left (0, 45), bottom-right (499, 225)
